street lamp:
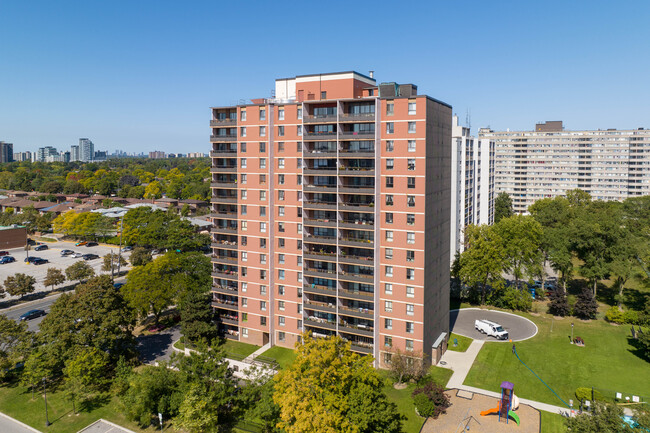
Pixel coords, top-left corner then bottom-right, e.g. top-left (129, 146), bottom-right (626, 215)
top-left (571, 322), bottom-right (574, 344)
top-left (42, 377), bottom-right (50, 427)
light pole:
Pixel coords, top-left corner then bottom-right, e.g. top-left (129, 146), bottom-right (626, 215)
top-left (43, 377), bottom-right (50, 427)
top-left (571, 322), bottom-right (574, 344)
top-left (116, 213), bottom-right (125, 277)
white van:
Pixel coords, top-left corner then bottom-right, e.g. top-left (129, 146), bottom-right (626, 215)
top-left (475, 319), bottom-right (509, 340)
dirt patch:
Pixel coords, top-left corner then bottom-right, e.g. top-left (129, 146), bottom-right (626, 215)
top-left (421, 390), bottom-right (540, 433)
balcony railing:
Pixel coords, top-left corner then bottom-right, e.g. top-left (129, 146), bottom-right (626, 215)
top-left (210, 119), bottom-right (237, 127)
top-left (339, 130), bottom-right (375, 139)
top-left (303, 114), bottom-right (337, 123)
top-left (210, 134), bottom-right (237, 142)
top-left (305, 131), bottom-right (337, 139)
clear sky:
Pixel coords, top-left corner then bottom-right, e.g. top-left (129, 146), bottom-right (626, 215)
top-left (1, 0), bottom-right (649, 154)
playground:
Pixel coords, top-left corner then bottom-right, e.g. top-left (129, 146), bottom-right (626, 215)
top-left (422, 388), bottom-right (540, 433)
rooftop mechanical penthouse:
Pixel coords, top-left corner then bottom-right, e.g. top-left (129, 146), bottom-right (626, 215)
top-left (209, 71), bottom-right (451, 367)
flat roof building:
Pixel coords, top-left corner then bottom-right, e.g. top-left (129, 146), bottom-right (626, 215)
top-left (210, 71), bottom-right (452, 367)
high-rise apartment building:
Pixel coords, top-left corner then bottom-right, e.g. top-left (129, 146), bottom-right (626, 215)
top-left (480, 121), bottom-right (650, 213)
top-left (13, 151), bottom-right (32, 162)
top-left (450, 116), bottom-right (495, 261)
top-left (149, 151), bottom-right (166, 159)
top-left (210, 71), bottom-right (451, 367)
top-left (0, 142), bottom-right (13, 163)
top-left (36, 146), bottom-right (58, 162)
top-left (79, 138), bottom-right (94, 162)
top-left (70, 145), bottom-right (80, 161)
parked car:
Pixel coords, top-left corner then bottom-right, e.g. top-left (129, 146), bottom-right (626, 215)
top-left (82, 254), bottom-right (99, 261)
top-left (475, 319), bottom-right (509, 340)
top-left (0, 251), bottom-right (9, 257)
top-left (24, 256), bottom-right (41, 264)
top-left (19, 309), bottom-right (46, 321)
top-left (122, 246), bottom-right (133, 252)
top-left (151, 249), bottom-right (161, 255)
top-left (34, 244), bottom-right (49, 251)
top-left (70, 252), bottom-right (84, 258)
top-left (61, 249), bottom-right (74, 256)
top-left (113, 282), bottom-right (124, 289)
top-left (75, 241), bottom-right (88, 246)
top-left (86, 242), bottom-right (98, 247)
top-left (0, 256), bottom-right (16, 264)
top-left (32, 258), bottom-right (49, 265)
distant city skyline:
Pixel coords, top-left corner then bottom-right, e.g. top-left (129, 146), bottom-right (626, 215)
top-left (1, 1), bottom-right (649, 153)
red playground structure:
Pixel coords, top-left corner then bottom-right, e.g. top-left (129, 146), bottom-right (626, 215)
top-left (480, 381), bottom-right (520, 425)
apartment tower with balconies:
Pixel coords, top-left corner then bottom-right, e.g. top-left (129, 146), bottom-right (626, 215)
top-left (210, 71), bottom-right (451, 367)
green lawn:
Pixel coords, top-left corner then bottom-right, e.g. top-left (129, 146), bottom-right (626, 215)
top-left (464, 312), bottom-right (650, 407)
top-left (377, 371), bottom-right (424, 433)
top-left (0, 379), bottom-right (165, 433)
top-left (222, 339), bottom-right (259, 358)
top-left (448, 333), bottom-right (473, 352)
top-left (428, 365), bottom-right (454, 387)
top-left (541, 411), bottom-right (567, 433)
top-left (259, 346), bottom-right (297, 369)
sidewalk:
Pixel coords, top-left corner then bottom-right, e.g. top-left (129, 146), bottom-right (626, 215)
top-left (243, 342), bottom-right (271, 363)
top-left (438, 340), bottom-right (570, 415)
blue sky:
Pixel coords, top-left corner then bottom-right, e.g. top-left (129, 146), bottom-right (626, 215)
top-left (1, 0), bottom-right (649, 154)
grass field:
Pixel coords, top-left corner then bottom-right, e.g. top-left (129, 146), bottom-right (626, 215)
top-left (464, 311), bottom-right (650, 407)
top-left (222, 339), bottom-right (259, 358)
top-left (377, 371), bottom-right (424, 433)
top-left (0, 379), bottom-right (164, 433)
top-left (260, 346), bottom-right (297, 369)
top-left (540, 411), bottom-right (567, 433)
top-left (448, 333), bottom-right (473, 352)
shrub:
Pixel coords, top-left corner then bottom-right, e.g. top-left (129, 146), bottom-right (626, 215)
top-left (548, 287), bottom-right (570, 317)
top-left (623, 310), bottom-right (639, 325)
top-left (605, 306), bottom-right (625, 324)
top-left (574, 288), bottom-right (598, 320)
top-left (411, 382), bottom-right (450, 419)
top-left (575, 387), bottom-right (603, 402)
top-left (488, 285), bottom-right (532, 312)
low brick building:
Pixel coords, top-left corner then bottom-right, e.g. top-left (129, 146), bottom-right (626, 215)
top-left (0, 225), bottom-right (27, 249)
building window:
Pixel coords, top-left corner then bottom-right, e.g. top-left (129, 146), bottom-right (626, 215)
top-left (259, 109), bottom-right (266, 121)
top-left (278, 222), bottom-right (285, 232)
top-left (260, 222), bottom-right (266, 232)
top-left (385, 248), bottom-right (393, 260)
top-left (260, 253), bottom-right (267, 264)
top-left (278, 331), bottom-right (286, 341)
top-left (408, 122), bottom-right (416, 133)
top-left (297, 256), bottom-right (302, 266)
top-left (408, 177), bottom-right (415, 188)
top-left (278, 174), bottom-right (285, 184)
top-left (241, 251), bottom-right (247, 261)
top-left (242, 298), bottom-right (248, 307)
top-left (386, 159), bottom-right (394, 170)
top-left (241, 236), bottom-right (247, 246)
top-left (278, 206), bottom-right (285, 216)
top-left (408, 101), bottom-right (416, 115)
top-left (278, 285), bottom-right (285, 295)
top-left (278, 190), bottom-right (285, 200)
top-left (297, 272), bottom-right (302, 282)
top-left (406, 322), bottom-right (414, 333)
top-left (297, 175), bottom-right (302, 185)
top-left (279, 316), bottom-right (285, 327)
top-left (241, 267), bottom-right (247, 276)
top-left (278, 108), bottom-right (285, 120)
top-left (260, 301), bottom-right (267, 311)
top-left (260, 316), bottom-right (267, 326)
top-left (383, 213), bottom-right (392, 225)
top-left (386, 122), bottom-right (394, 134)
top-left (385, 301), bottom-right (393, 312)
top-left (406, 340), bottom-right (414, 351)
top-left (384, 352), bottom-right (392, 364)
top-left (385, 336), bottom-right (392, 348)
top-left (241, 127), bottom-right (247, 137)
top-left (240, 110), bottom-right (247, 121)
top-left (278, 126), bottom-right (285, 137)
top-left (260, 126), bottom-right (266, 136)
top-left (321, 91), bottom-right (327, 99)
top-left (386, 176), bottom-right (393, 188)
top-left (260, 238), bottom-right (266, 248)
top-left (385, 230), bottom-right (393, 242)
top-left (386, 140), bottom-right (394, 152)
top-left (406, 286), bottom-right (415, 298)
top-left (297, 142), bottom-right (302, 152)
top-left (278, 142), bottom-right (284, 152)
top-left (241, 189), bottom-right (247, 199)
top-left (241, 221), bottom-right (247, 230)
top-left (278, 300), bottom-right (285, 311)
top-left (385, 266), bottom-right (393, 277)
top-left (260, 285), bottom-right (267, 295)
top-left (259, 142), bottom-right (266, 152)
top-left (385, 283), bottom-right (393, 294)
top-left (408, 159), bottom-right (415, 170)
top-left (241, 282), bottom-right (247, 292)
top-left (278, 238), bottom-right (285, 248)
top-left (297, 125), bottom-right (302, 136)
top-left (406, 268), bottom-right (415, 280)
top-left (408, 140), bottom-right (416, 152)
top-left (385, 318), bottom-right (392, 330)
top-left (407, 232), bottom-right (415, 244)
top-left (407, 196), bottom-right (415, 207)
top-left (260, 270), bottom-right (267, 280)
top-left (385, 195), bottom-right (393, 206)
top-left (386, 101), bottom-right (394, 115)
top-left (278, 269), bottom-right (285, 280)
top-left (240, 174), bottom-right (247, 184)
top-left (278, 158), bottom-right (285, 169)
top-left (407, 304), bottom-right (415, 316)
top-left (297, 107), bottom-right (302, 119)
top-left (242, 327), bottom-right (248, 337)
top-left (259, 174), bottom-right (266, 184)
top-left (241, 142), bottom-right (247, 152)
top-left (407, 251), bottom-right (415, 262)
top-left (241, 205), bottom-right (247, 215)
top-left (240, 158), bottom-right (247, 168)
top-left (297, 223), bottom-right (302, 234)
top-left (407, 214), bottom-right (415, 225)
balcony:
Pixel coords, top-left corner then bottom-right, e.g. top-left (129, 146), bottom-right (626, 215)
top-left (338, 253), bottom-right (374, 266)
top-left (210, 119), bottom-right (237, 127)
top-left (210, 134), bottom-right (237, 142)
top-left (338, 219), bottom-right (374, 230)
top-left (339, 113), bottom-right (375, 123)
top-left (303, 283), bottom-right (337, 297)
top-left (303, 184), bottom-right (337, 193)
top-left (212, 299), bottom-right (239, 311)
top-left (305, 131), bottom-right (337, 140)
top-left (212, 284), bottom-right (238, 296)
top-left (303, 114), bottom-right (337, 124)
top-left (339, 130), bottom-right (375, 140)
top-left (350, 342), bottom-right (373, 354)
top-left (304, 299), bottom-right (336, 313)
top-left (338, 288), bottom-right (374, 301)
top-left (303, 200), bottom-right (337, 211)
top-left (210, 166), bottom-right (237, 173)
top-left (338, 271), bottom-right (373, 283)
top-left (212, 226), bottom-right (237, 235)
top-left (303, 233), bottom-right (338, 245)
top-left (211, 240), bottom-right (237, 250)
top-left (212, 270), bottom-right (238, 280)
top-left (338, 321), bottom-right (373, 337)
top-left (303, 251), bottom-right (337, 262)
top-left (212, 195), bottom-right (237, 204)
top-left (337, 167), bottom-right (375, 176)
top-left (305, 316), bottom-right (336, 331)
top-left (215, 313), bottom-right (239, 326)
top-left (304, 267), bottom-right (337, 280)
top-left (303, 167), bottom-right (337, 176)
top-left (304, 145), bottom-right (337, 156)
top-left (212, 255), bottom-right (238, 265)
top-left (338, 185), bottom-right (375, 194)
top-left (211, 180), bottom-right (237, 188)
top-left (339, 304), bottom-right (374, 319)
top-left (303, 218), bottom-right (337, 228)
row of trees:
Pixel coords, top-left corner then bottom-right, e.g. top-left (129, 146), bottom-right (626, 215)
top-left (0, 158), bottom-right (210, 200)
top-left (453, 190), bottom-right (650, 320)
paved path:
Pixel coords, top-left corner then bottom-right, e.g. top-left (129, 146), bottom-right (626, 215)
top-left (136, 325), bottom-right (181, 364)
top-left (78, 419), bottom-right (136, 433)
top-left (450, 308), bottom-right (538, 341)
top-left (243, 342), bottom-right (271, 362)
top-left (0, 412), bottom-right (41, 433)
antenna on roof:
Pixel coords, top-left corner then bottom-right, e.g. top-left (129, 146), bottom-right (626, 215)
top-left (465, 108), bottom-right (472, 131)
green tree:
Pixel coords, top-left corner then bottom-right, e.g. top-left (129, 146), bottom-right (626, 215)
top-left (144, 180), bottom-right (163, 199)
top-left (548, 285), bottom-right (570, 317)
top-left (43, 267), bottom-right (65, 291)
top-left (63, 347), bottom-right (109, 413)
top-left (566, 188), bottom-right (592, 208)
top-left (457, 225), bottom-right (506, 304)
top-left (566, 402), bottom-right (634, 433)
top-left (102, 253), bottom-right (128, 274)
top-left (574, 287), bottom-right (598, 320)
top-left (179, 289), bottom-right (217, 346)
top-left (493, 215), bottom-right (543, 290)
top-left (65, 261), bottom-right (95, 283)
top-left (494, 192), bottom-right (513, 223)
top-left (0, 316), bottom-right (31, 381)
top-left (129, 247), bottom-right (152, 266)
top-left (274, 333), bottom-right (402, 433)
top-left (4, 273), bottom-right (36, 299)
top-left (241, 372), bottom-right (282, 433)
top-left (21, 346), bottom-right (58, 400)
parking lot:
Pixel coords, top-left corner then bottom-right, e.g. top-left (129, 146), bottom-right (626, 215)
top-left (0, 241), bottom-right (132, 299)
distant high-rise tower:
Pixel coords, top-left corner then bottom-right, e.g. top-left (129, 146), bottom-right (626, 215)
top-left (37, 146), bottom-right (58, 162)
top-left (0, 142), bottom-right (14, 163)
top-left (70, 145), bottom-right (80, 161)
top-left (79, 138), bottom-right (94, 162)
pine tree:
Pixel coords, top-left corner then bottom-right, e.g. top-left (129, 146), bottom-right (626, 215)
top-left (548, 286), bottom-right (570, 317)
top-left (574, 287), bottom-right (598, 319)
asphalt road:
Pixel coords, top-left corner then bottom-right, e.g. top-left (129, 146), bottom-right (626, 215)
top-left (0, 241), bottom-right (131, 300)
top-left (450, 308), bottom-right (538, 342)
top-left (136, 325), bottom-right (181, 364)
top-left (1, 295), bottom-right (61, 332)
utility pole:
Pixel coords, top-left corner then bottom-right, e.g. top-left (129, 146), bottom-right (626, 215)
top-left (43, 377), bottom-right (50, 427)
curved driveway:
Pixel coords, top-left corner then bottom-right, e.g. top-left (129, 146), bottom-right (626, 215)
top-left (450, 308), bottom-right (538, 342)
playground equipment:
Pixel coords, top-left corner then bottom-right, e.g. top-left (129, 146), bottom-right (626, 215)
top-left (480, 381), bottom-right (521, 425)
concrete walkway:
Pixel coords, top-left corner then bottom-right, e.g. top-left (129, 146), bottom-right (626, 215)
top-left (438, 340), bottom-right (571, 416)
top-left (243, 342), bottom-right (271, 363)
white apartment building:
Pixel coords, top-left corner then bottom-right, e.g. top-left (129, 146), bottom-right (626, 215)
top-left (480, 121), bottom-right (650, 214)
top-left (79, 138), bottom-right (94, 162)
top-left (450, 115), bottom-right (495, 262)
